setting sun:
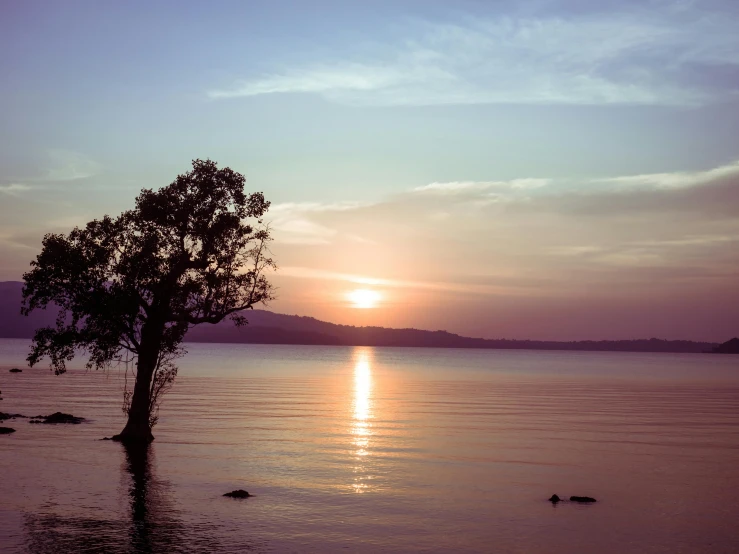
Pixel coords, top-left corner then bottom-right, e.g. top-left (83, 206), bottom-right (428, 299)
top-left (347, 289), bottom-right (381, 309)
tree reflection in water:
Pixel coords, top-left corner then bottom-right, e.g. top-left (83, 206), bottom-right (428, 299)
top-left (23, 443), bottom-right (220, 553)
top-left (124, 441), bottom-right (181, 553)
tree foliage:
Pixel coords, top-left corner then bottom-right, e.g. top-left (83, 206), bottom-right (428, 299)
top-left (22, 159), bottom-right (276, 437)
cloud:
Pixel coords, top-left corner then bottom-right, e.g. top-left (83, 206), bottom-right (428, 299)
top-left (0, 183), bottom-right (31, 196)
top-left (278, 266), bottom-right (533, 296)
top-left (595, 160), bottom-right (739, 189)
top-left (549, 245), bottom-right (605, 257)
top-left (208, 64), bottom-right (412, 99)
top-left (43, 149), bottom-right (100, 182)
top-left (0, 231), bottom-right (39, 251)
top-left (208, 3), bottom-right (739, 106)
top-left (270, 201), bottom-right (365, 214)
top-left (414, 179), bottom-right (550, 194)
top-left (533, 162), bottom-right (739, 217)
top-left (271, 219), bottom-right (336, 245)
top-left (345, 233), bottom-right (378, 245)
top-left (270, 159), bottom-right (739, 299)
top-left (634, 235), bottom-right (738, 247)
top-left (268, 201), bottom-right (369, 245)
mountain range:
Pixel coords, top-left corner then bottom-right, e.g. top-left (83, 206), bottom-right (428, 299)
top-left (0, 281), bottom-right (720, 354)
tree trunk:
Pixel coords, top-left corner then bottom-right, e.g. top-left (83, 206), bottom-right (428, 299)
top-left (112, 354), bottom-right (156, 442)
top-left (112, 324), bottom-right (163, 443)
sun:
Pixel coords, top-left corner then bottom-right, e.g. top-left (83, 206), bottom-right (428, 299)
top-left (347, 289), bottom-right (381, 309)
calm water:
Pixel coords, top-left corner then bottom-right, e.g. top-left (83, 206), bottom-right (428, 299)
top-left (1, 339), bottom-right (738, 553)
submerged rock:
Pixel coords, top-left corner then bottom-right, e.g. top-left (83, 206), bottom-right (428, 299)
top-left (0, 426), bottom-right (16, 434)
top-left (223, 489), bottom-right (251, 498)
top-left (31, 412), bottom-right (85, 424)
top-left (548, 494), bottom-right (561, 503)
top-left (9, 368), bottom-right (22, 373)
top-left (570, 496), bottom-right (597, 503)
top-left (0, 412), bottom-right (25, 421)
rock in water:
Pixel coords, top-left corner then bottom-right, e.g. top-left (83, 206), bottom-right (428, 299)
top-left (9, 368), bottom-right (22, 373)
top-left (32, 412), bottom-right (85, 424)
top-left (223, 489), bottom-right (251, 498)
top-left (548, 494), bottom-right (561, 503)
top-left (0, 427), bottom-right (16, 434)
top-left (570, 496), bottom-right (597, 503)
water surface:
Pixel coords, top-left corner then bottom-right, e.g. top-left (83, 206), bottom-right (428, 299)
top-left (1, 340), bottom-right (738, 552)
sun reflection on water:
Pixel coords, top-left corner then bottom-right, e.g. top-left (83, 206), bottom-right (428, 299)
top-left (351, 348), bottom-right (374, 492)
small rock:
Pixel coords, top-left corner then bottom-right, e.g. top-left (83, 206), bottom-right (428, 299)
top-left (32, 412), bottom-right (85, 424)
top-left (570, 496), bottom-right (597, 503)
top-left (0, 426), bottom-right (16, 434)
top-left (9, 368), bottom-right (22, 373)
top-left (548, 494), bottom-right (561, 503)
top-left (223, 489), bottom-right (251, 498)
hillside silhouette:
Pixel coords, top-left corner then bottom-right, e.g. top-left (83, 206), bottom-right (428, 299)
top-left (0, 281), bottom-right (718, 354)
top-left (713, 338), bottom-right (739, 354)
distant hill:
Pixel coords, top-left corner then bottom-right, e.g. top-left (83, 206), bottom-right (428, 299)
top-left (0, 281), bottom-right (720, 354)
top-left (713, 338), bottom-right (739, 354)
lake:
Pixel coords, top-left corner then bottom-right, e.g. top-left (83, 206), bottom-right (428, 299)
top-left (1, 339), bottom-right (738, 553)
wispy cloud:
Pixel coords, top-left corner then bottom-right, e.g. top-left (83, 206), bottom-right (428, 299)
top-left (208, 64), bottom-right (412, 99)
top-left (0, 183), bottom-right (31, 196)
top-left (414, 179), bottom-right (550, 194)
top-left (270, 201), bottom-right (365, 214)
top-left (3, 150), bottom-right (101, 188)
top-left (43, 149), bottom-right (100, 182)
top-left (533, 159), bottom-right (739, 217)
top-left (268, 201), bottom-right (369, 245)
top-left (278, 266), bottom-right (532, 296)
top-left (635, 235), bottom-right (739, 247)
top-left (596, 160), bottom-right (739, 189)
top-left (0, 232), bottom-right (39, 251)
top-left (548, 235), bottom-right (739, 269)
top-left (549, 245), bottom-right (605, 257)
top-left (208, 3), bottom-right (739, 106)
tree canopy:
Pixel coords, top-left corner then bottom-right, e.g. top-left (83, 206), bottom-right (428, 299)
top-left (22, 159), bottom-right (276, 441)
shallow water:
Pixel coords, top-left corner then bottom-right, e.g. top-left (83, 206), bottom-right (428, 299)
top-left (1, 340), bottom-right (738, 553)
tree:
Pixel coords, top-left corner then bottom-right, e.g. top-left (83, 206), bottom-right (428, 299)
top-left (22, 159), bottom-right (276, 443)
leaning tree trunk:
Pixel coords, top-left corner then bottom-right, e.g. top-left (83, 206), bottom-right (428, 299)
top-left (112, 324), bottom-right (163, 443)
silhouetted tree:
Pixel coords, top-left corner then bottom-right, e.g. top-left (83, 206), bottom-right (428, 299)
top-left (22, 160), bottom-right (275, 442)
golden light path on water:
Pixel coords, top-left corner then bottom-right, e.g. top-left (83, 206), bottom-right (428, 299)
top-left (351, 348), bottom-right (373, 493)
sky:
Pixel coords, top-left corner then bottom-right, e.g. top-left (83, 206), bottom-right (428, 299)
top-left (1, 0), bottom-right (738, 341)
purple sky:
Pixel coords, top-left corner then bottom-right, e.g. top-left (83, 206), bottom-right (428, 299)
top-left (1, 0), bottom-right (738, 341)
